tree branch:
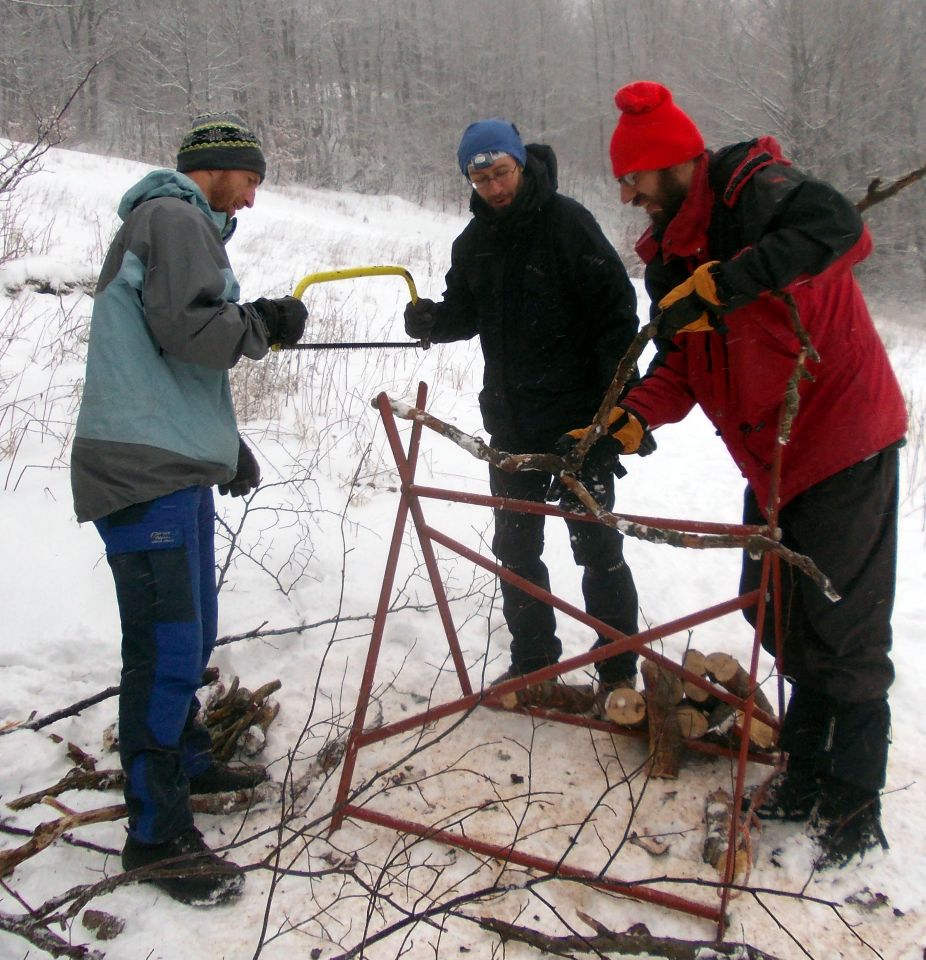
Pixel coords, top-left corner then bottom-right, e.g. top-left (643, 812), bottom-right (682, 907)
top-left (0, 907), bottom-right (104, 960)
top-left (479, 916), bottom-right (785, 959)
top-left (0, 59), bottom-right (103, 196)
top-left (378, 397), bottom-right (838, 599)
top-left (855, 163), bottom-right (926, 213)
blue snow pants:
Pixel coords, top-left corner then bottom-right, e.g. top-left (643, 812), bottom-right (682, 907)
top-left (95, 486), bottom-right (217, 844)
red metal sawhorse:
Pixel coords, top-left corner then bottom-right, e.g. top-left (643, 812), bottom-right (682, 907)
top-left (330, 381), bottom-right (785, 938)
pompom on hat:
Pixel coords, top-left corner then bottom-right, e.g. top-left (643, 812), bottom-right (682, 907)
top-left (176, 112), bottom-right (266, 182)
top-left (457, 119), bottom-right (527, 175)
top-left (609, 82), bottom-right (704, 179)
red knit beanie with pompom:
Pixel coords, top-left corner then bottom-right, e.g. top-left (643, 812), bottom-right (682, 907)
top-left (609, 81), bottom-right (704, 179)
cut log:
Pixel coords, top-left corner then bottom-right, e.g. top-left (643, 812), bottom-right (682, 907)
top-left (733, 710), bottom-right (777, 751)
top-left (704, 652), bottom-right (778, 749)
top-left (603, 686), bottom-right (646, 727)
top-left (676, 702), bottom-right (709, 740)
top-left (703, 652), bottom-right (741, 685)
top-left (640, 660), bottom-right (683, 779)
top-left (703, 786), bottom-right (750, 882)
top-left (494, 681), bottom-right (596, 714)
top-left (682, 649), bottom-right (716, 704)
top-left (681, 649), bottom-right (712, 703)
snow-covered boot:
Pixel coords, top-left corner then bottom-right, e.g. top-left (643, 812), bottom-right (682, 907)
top-left (122, 827), bottom-right (245, 905)
top-left (750, 755), bottom-right (820, 822)
top-left (813, 779), bottom-right (889, 869)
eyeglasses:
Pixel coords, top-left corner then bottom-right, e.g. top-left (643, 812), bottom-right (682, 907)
top-left (618, 171), bottom-right (640, 188)
top-left (469, 165), bottom-right (519, 191)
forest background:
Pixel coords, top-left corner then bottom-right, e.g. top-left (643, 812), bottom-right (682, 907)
top-left (2, 0), bottom-right (925, 299)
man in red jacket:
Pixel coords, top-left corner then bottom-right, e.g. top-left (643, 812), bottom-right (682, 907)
top-left (565, 81), bottom-right (907, 868)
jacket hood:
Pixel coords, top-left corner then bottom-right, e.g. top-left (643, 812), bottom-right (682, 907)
top-left (636, 137), bottom-right (790, 264)
top-left (524, 142), bottom-right (558, 192)
top-left (708, 137), bottom-right (789, 207)
top-left (117, 169), bottom-right (229, 234)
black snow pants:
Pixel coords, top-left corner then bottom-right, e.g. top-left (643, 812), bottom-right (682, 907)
top-left (739, 446), bottom-right (899, 791)
top-left (489, 434), bottom-right (639, 683)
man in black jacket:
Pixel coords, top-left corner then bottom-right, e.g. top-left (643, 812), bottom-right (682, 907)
top-left (403, 119), bottom-right (641, 697)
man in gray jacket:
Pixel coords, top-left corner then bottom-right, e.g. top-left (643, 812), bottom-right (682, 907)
top-left (71, 113), bottom-right (306, 905)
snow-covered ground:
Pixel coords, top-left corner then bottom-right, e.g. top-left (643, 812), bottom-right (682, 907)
top-left (0, 143), bottom-right (923, 959)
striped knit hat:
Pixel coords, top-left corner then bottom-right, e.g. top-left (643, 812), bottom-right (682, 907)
top-left (176, 112), bottom-right (266, 182)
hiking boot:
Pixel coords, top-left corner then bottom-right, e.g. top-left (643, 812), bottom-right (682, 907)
top-left (490, 667), bottom-right (521, 687)
top-left (188, 762), bottom-right (268, 795)
top-left (122, 828), bottom-right (245, 906)
top-left (812, 780), bottom-right (889, 870)
top-left (490, 666), bottom-right (552, 704)
top-left (749, 758), bottom-right (820, 822)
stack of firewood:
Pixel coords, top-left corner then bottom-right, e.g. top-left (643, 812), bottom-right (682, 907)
top-left (679, 651), bottom-right (777, 750)
top-left (101, 668), bottom-right (282, 761)
top-left (602, 650), bottom-right (777, 779)
top-left (490, 651), bottom-right (778, 781)
top-left (200, 672), bottom-right (281, 761)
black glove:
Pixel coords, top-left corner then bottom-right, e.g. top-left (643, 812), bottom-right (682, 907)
top-left (403, 298), bottom-right (436, 339)
top-left (546, 434), bottom-right (627, 512)
top-left (250, 295), bottom-right (307, 347)
top-left (219, 437), bottom-right (261, 497)
top-left (637, 428), bottom-right (658, 457)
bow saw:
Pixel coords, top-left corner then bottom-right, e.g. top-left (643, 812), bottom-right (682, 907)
top-left (272, 264), bottom-right (429, 351)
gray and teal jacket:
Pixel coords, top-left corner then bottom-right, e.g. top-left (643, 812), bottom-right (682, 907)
top-left (71, 169), bottom-right (270, 522)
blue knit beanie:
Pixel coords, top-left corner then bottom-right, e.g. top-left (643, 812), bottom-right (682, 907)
top-left (457, 119), bottom-right (527, 174)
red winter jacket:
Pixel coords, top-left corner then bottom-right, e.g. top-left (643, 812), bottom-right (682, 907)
top-left (624, 139), bottom-right (907, 515)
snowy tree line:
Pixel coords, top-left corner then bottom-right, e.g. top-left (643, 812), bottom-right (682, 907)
top-left (1, 0), bottom-right (924, 292)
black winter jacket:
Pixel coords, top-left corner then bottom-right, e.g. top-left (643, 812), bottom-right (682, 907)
top-left (429, 144), bottom-right (638, 445)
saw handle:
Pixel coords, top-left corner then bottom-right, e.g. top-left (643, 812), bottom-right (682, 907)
top-left (273, 265), bottom-right (427, 351)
